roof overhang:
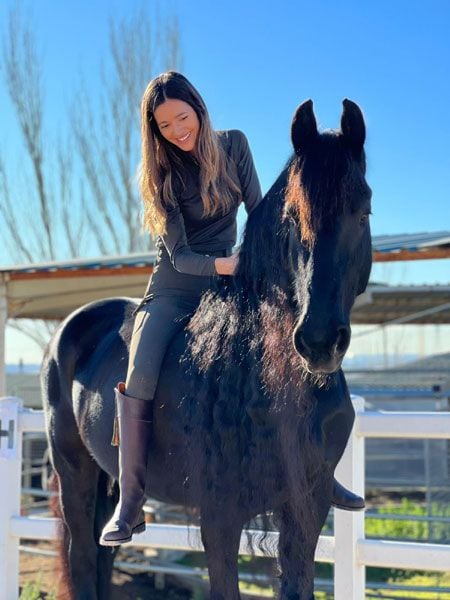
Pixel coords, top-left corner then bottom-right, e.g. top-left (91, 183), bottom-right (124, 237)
top-left (0, 252), bottom-right (156, 320)
top-left (351, 286), bottom-right (450, 325)
top-left (1, 229), bottom-right (450, 324)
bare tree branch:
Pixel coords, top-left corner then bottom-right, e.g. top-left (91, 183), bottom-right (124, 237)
top-left (163, 15), bottom-right (183, 72)
top-left (8, 319), bottom-right (59, 352)
top-left (1, 5), bottom-right (55, 259)
top-left (0, 1), bottom-right (183, 351)
top-left (0, 155), bottom-right (34, 263)
top-left (57, 141), bottom-right (87, 258)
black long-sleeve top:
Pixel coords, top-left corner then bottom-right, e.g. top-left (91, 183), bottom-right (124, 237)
top-left (157, 129), bottom-right (263, 276)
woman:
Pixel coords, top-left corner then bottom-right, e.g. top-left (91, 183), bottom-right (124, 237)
top-left (100, 71), bottom-right (362, 547)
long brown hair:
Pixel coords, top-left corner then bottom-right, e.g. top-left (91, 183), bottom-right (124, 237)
top-left (139, 71), bottom-right (241, 237)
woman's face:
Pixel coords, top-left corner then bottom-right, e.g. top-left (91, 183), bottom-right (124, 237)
top-left (154, 98), bottom-right (200, 153)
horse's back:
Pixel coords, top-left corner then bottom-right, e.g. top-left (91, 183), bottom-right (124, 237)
top-left (42, 296), bottom-right (194, 501)
top-left (42, 298), bottom-right (138, 467)
top-left (42, 297), bottom-right (136, 401)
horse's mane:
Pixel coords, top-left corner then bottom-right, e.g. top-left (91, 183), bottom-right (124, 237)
top-left (182, 132), bottom-right (363, 547)
top-left (183, 158), bottom-right (315, 539)
top-left (187, 159), bottom-right (309, 392)
top-left (187, 132), bottom-right (366, 383)
top-left (286, 131), bottom-right (366, 248)
top-left (232, 166), bottom-right (291, 300)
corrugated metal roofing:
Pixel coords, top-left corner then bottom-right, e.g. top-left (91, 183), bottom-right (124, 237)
top-left (351, 285), bottom-right (450, 324)
top-left (0, 231), bottom-right (449, 321)
top-left (372, 231), bottom-right (450, 253)
top-left (0, 251), bottom-right (157, 274)
top-left (0, 231), bottom-right (449, 275)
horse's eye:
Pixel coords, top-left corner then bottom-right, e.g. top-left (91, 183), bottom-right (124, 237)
top-left (359, 213), bottom-right (370, 227)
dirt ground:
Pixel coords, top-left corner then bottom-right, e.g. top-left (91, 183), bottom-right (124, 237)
top-left (19, 543), bottom-right (193, 599)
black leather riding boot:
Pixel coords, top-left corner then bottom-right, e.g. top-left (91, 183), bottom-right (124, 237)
top-left (99, 383), bottom-right (153, 546)
top-left (331, 478), bottom-right (365, 511)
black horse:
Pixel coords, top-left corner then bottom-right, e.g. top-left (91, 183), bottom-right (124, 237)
top-left (42, 99), bottom-right (372, 600)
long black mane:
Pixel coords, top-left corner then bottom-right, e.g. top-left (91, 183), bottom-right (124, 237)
top-left (184, 125), bottom-right (367, 538)
top-left (187, 158), bottom-right (303, 387)
top-left (184, 159), bottom-right (318, 543)
top-left (233, 166), bottom-right (291, 300)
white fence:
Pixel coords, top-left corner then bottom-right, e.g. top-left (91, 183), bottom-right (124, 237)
top-left (1, 395), bottom-right (450, 600)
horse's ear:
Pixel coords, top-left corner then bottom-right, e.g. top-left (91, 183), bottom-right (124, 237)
top-left (341, 99), bottom-right (365, 158)
top-left (291, 99), bottom-right (318, 155)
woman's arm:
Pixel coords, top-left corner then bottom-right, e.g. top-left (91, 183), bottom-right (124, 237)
top-left (163, 132), bottom-right (262, 277)
top-left (162, 203), bottom-right (217, 276)
top-left (213, 131), bottom-right (263, 276)
top-left (233, 130), bottom-right (263, 215)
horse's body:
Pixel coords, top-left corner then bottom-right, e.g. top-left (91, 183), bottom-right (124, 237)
top-left (43, 100), bottom-right (372, 600)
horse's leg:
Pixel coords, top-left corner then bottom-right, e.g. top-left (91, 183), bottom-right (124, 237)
top-left (93, 472), bottom-right (119, 599)
top-left (48, 404), bottom-right (102, 599)
top-left (200, 508), bottom-right (243, 600)
top-left (276, 480), bottom-right (332, 600)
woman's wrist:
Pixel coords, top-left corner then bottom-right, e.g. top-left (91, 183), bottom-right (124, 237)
top-left (214, 255), bottom-right (238, 276)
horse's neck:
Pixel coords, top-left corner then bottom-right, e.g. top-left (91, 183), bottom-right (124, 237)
top-left (233, 168), bottom-right (292, 301)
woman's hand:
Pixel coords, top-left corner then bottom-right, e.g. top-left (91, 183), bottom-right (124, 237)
top-left (214, 252), bottom-right (239, 276)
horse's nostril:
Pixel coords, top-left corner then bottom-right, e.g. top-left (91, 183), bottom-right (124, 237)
top-left (336, 325), bottom-right (351, 354)
top-left (293, 328), bottom-right (308, 356)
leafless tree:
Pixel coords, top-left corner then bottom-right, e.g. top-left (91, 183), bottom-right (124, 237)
top-left (72, 8), bottom-right (183, 254)
top-left (0, 2), bottom-right (183, 349)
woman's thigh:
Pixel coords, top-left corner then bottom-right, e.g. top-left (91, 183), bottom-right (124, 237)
top-left (125, 295), bottom-right (200, 399)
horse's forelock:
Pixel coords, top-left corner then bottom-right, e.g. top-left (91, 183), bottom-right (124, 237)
top-left (285, 133), bottom-right (358, 249)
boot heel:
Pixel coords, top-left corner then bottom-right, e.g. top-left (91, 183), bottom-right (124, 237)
top-left (132, 521), bottom-right (146, 535)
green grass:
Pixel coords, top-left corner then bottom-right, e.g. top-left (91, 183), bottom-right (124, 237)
top-left (19, 576), bottom-right (56, 600)
top-left (371, 573), bottom-right (450, 599)
top-left (175, 501), bottom-right (450, 598)
top-left (366, 498), bottom-right (450, 543)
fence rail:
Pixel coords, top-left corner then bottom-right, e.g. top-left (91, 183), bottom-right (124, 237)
top-left (1, 395), bottom-right (450, 600)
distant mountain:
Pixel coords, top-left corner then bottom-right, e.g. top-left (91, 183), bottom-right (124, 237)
top-left (343, 354), bottom-right (419, 370)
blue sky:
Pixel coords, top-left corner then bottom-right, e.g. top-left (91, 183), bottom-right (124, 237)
top-left (1, 0), bottom-right (450, 361)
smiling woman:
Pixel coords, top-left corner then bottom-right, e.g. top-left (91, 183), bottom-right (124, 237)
top-left (154, 98), bottom-right (200, 152)
top-left (99, 70), bottom-right (265, 546)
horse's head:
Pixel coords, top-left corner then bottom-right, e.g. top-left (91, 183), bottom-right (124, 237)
top-left (285, 99), bottom-right (372, 374)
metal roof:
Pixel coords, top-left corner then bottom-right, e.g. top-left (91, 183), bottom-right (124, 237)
top-left (372, 231), bottom-right (450, 262)
top-left (351, 285), bottom-right (450, 325)
top-left (372, 231), bottom-right (450, 253)
top-left (0, 252), bottom-right (158, 320)
top-left (0, 231), bottom-right (449, 277)
top-left (1, 251), bottom-right (157, 275)
top-left (0, 231), bottom-right (449, 322)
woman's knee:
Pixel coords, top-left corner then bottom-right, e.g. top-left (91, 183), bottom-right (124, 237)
top-left (125, 362), bottom-right (157, 400)
top-left (125, 297), bottom-right (198, 399)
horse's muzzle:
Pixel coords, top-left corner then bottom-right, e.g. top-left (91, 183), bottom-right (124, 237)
top-left (292, 322), bottom-right (351, 374)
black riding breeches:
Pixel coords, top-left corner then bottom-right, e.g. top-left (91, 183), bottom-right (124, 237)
top-left (125, 246), bottom-right (232, 400)
top-left (125, 295), bottom-right (201, 399)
